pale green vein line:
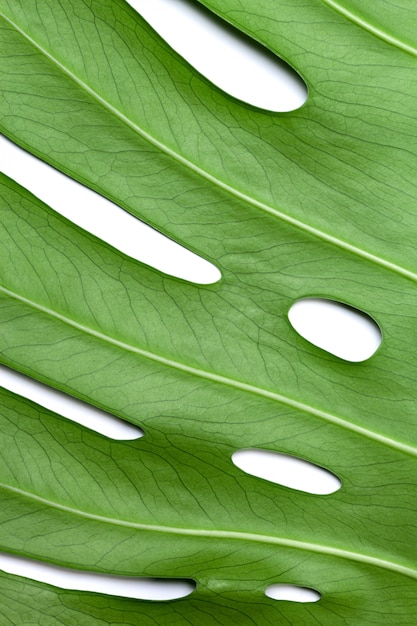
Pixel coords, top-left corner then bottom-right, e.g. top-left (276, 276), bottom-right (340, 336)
top-left (2, 482), bottom-right (417, 581)
top-left (321, 0), bottom-right (417, 57)
top-left (3, 13), bottom-right (417, 285)
top-left (1, 283), bottom-right (416, 458)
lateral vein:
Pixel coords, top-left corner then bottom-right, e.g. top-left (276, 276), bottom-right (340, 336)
top-left (1, 283), bottom-right (417, 458)
top-left (321, 0), bottom-right (417, 57)
top-left (2, 482), bottom-right (417, 581)
top-left (2, 13), bottom-right (417, 284)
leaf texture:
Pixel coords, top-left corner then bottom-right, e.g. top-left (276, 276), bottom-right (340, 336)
top-left (1, 0), bottom-right (417, 623)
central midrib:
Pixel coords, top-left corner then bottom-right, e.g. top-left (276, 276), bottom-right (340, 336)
top-left (1, 282), bottom-right (416, 458)
top-left (2, 12), bottom-right (417, 285)
top-left (2, 482), bottom-right (417, 581)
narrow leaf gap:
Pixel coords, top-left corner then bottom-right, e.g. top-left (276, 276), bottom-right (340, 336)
top-left (265, 583), bottom-right (321, 603)
top-left (0, 136), bottom-right (220, 285)
top-left (0, 365), bottom-right (143, 441)
top-left (0, 553), bottom-right (196, 601)
top-left (127, 0), bottom-right (307, 111)
top-left (232, 449), bottom-right (341, 495)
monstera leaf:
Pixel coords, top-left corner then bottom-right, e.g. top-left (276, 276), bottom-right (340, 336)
top-left (1, 0), bottom-right (417, 623)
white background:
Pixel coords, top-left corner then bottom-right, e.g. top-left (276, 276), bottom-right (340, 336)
top-left (0, 0), bottom-right (380, 604)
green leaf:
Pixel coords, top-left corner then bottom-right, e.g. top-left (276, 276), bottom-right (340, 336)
top-left (1, 0), bottom-right (417, 623)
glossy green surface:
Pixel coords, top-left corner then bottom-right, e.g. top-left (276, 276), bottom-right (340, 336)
top-left (0, 0), bottom-right (417, 623)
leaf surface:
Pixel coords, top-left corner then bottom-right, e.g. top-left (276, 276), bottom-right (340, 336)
top-left (1, 0), bottom-right (417, 623)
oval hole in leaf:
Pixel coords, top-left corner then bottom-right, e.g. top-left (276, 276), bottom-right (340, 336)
top-left (288, 298), bottom-right (382, 362)
top-left (129, 0), bottom-right (307, 112)
top-left (0, 365), bottom-right (143, 441)
top-left (0, 553), bottom-right (196, 601)
top-left (232, 449), bottom-right (341, 495)
top-left (0, 136), bottom-right (220, 285)
top-left (265, 583), bottom-right (321, 603)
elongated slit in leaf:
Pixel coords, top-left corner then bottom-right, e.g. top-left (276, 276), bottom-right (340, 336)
top-left (288, 298), bottom-right (382, 362)
top-left (128, 0), bottom-right (307, 112)
top-left (0, 365), bottom-right (143, 441)
top-left (265, 583), bottom-right (321, 603)
top-left (0, 136), bottom-right (220, 285)
top-left (0, 553), bottom-right (196, 601)
top-left (232, 449), bottom-right (341, 494)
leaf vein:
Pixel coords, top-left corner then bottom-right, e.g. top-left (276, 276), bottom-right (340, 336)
top-left (2, 482), bottom-right (416, 581)
top-left (2, 12), bottom-right (417, 284)
top-left (1, 283), bottom-right (416, 458)
top-left (320, 0), bottom-right (417, 57)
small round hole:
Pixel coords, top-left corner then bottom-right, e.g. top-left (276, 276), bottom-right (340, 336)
top-left (288, 298), bottom-right (382, 362)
